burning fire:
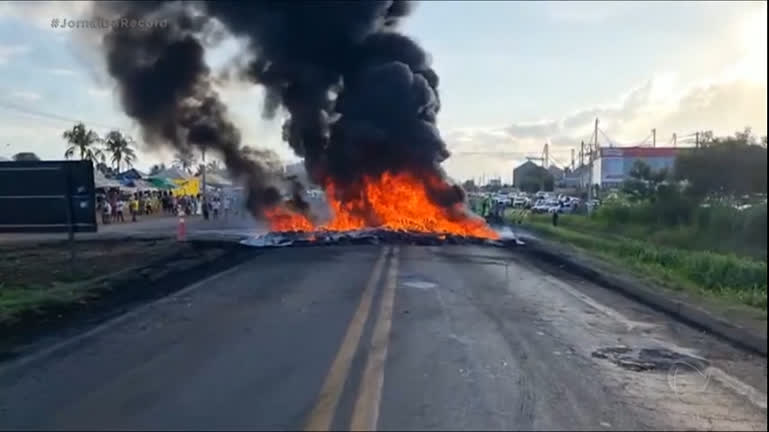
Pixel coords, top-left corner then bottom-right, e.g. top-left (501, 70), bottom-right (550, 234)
top-left (265, 172), bottom-right (499, 239)
top-left (263, 206), bottom-right (314, 232)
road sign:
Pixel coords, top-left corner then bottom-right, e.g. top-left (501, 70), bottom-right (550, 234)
top-left (0, 160), bottom-right (97, 233)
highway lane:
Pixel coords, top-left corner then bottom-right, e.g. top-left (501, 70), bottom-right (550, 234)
top-left (0, 244), bottom-right (765, 430)
top-left (0, 213), bottom-right (269, 244)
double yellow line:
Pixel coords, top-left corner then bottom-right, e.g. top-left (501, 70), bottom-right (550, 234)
top-left (304, 246), bottom-right (400, 432)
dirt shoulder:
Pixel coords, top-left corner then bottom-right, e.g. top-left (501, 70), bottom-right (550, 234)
top-left (0, 238), bottom-right (254, 360)
top-left (511, 225), bottom-right (767, 355)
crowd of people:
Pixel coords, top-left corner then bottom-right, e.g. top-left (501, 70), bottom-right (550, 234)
top-left (96, 190), bottom-right (241, 225)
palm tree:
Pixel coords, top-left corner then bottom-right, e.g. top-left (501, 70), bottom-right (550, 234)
top-left (104, 130), bottom-right (137, 172)
top-left (63, 123), bottom-right (104, 163)
top-left (173, 150), bottom-right (197, 174)
top-left (196, 159), bottom-right (223, 176)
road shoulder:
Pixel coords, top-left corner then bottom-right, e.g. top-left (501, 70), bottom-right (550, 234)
top-left (511, 227), bottom-right (767, 356)
top-left (0, 238), bottom-right (257, 362)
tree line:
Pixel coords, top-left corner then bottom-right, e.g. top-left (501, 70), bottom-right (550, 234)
top-left (61, 122), bottom-right (136, 175)
top-left (7, 122), bottom-right (225, 177)
top-left (623, 127), bottom-right (767, 203)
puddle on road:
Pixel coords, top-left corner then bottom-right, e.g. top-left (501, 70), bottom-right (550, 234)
top-left (402, 280), bottom-right (438, 290)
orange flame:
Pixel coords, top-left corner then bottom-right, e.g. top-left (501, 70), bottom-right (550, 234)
top-left (263, 206), bottom-right (314, 232)
top-left (265, 171), bottom-right (498, 239)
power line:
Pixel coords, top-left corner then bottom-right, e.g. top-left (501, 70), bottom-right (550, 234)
top-left (0, 99), bottom-right (126, 132)
top-left (636, 133), bottom-right (652, 146)
top-left (549, 155), bottom-right (570, 170)
top-left (598, 127), bottom-right (615, 147)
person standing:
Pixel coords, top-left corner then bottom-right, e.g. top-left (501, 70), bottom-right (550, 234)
top-left (116, 199), bottom-right (125, 222)
top-left (223, 196), bottom-right (231, 219)
top-left (102, 200), bottom-right (112, 225)
top-left (130, 195), bottom-right (139, 222)
top-left (109, 192), bottom-right (118, 222)
top-left (212, 198), bottom-right (221, 220)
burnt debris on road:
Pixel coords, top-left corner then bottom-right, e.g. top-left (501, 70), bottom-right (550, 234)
top-left (241, 229), bottom-right (525, 249)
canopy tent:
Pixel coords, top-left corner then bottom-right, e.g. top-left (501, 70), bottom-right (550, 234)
top-left (117, 168), bottom-right (147, 180)
top-left (204, 172), bottom-right (233, 188)
top-left (154, 166), bottom-right (191, 181)
top-left (119, 178), bottom-right (158, 191)
top-left (94, 170), bottom-right (123, 189)
top-left (134, 179), bottom-right (158, 190)
top-left (172, 177), bottom-right (200, 196)
top-left (147, 176), bottom-right (178, 190)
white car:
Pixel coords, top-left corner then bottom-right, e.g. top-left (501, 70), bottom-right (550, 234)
top-left (532, 200), bottom-right (551, 213)
top-left (543, 200), bottom-right (562, 213)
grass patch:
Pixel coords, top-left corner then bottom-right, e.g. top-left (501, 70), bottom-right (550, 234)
top-left (0, 281), bottom-right (101, 326)
top-left (0, 239), bottom-right (180, 326)
top-left (519, 213), bottom-right (767, 311)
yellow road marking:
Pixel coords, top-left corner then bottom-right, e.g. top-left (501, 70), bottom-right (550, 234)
top-left (304, 246), bottom-right (390, 431)
top-left (350, 246), bottom-right (400, 431)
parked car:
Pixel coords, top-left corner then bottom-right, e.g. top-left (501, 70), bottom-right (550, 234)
top-left (512, 196), bottom-right (529, 208)
top-left (530, 200), bottom-right (545, 213)
top-left (544, 200), bottom-right (561, 213)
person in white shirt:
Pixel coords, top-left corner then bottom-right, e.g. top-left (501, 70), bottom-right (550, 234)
top-left (116, 200), bottom-right (126, 222)
top-left (102, 201), bottom-right (112, 224)
top-left (223, 197), bottom-right (231, 219)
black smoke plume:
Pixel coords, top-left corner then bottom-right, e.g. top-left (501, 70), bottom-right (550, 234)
top-left (91, 1), bottom-right (304, 216)
top-left (95, 1), bottom-right (470, 222)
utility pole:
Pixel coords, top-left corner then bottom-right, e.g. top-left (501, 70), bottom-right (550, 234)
top-left (652, 128), bottom-right (656, 147)
top-left (594, 118), bottom-right (599, 151)
top-left (571, 148), bottom-right (575, 171)
top-left (672, 133), bottom-right (677, 147)
top-left (201, 148), bottom-right (207, 217)
top-left (580, 140), bottom-right (585, 167)
top-left (588, 118), bottom-right (598, 209)
top-left (695, 132), bottom-right (699, 148)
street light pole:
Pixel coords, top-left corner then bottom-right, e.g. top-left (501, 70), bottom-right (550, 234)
top-left (201, 148), bottom-right (207, 219)
top-left (587, 118), bottom-right (599, 214)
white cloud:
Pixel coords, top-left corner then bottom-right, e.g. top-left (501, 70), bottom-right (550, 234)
top-left (443, 75), bottom-right (767, 181)
top-left (48, 67), bottom-right (76, 76)
top-left (543, 1), bottom-right (645, 24)
top-left (10, 90), bottom-right (42, 102)
top-left (0, 44), bottom-right (29, 65)
top-left (86, 87), bottom-right (110, 98)
top-left (0, 1), bottom-right (93, 29)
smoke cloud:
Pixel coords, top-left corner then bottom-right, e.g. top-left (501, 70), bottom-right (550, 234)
top-left (91, 1), bottom-right (303, 216)
top-left (94, 1), bottom-right (467, 222)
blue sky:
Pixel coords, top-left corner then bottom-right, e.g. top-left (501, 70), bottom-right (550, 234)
top-left (1, 1), bottom-right (766, 182)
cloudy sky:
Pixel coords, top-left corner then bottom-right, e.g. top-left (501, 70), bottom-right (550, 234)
top-left (0, 1), bottom-right (766, 182)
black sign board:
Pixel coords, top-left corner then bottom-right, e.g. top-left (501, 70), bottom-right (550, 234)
top-left (0, 160), bottom-right (97, 233)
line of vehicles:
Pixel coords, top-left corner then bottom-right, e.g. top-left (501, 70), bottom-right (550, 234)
top-left (472, 191), bottom-right (600, 214)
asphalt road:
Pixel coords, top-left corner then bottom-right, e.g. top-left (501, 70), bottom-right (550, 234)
top-left (0, 244), bottom-right (766, 430)
top-left (0, 213), bottom-right (268, 244)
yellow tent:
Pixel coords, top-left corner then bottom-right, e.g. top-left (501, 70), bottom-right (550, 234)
top-left (172, 178), bottom-right (200, 196)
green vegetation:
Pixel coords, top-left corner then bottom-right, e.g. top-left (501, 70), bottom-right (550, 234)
top-left (516, 129), bottom-right (767, 311)
top-left (0, 280), bottom-right (100, 326)
top-left (0, 240), bottom-right (180, 326)
top-left (103, 130), bottom-right (137, 172)
top-left (576, 201), bottom-right (767, 260)
top-left (523, 213), bottom-right (767, 311)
